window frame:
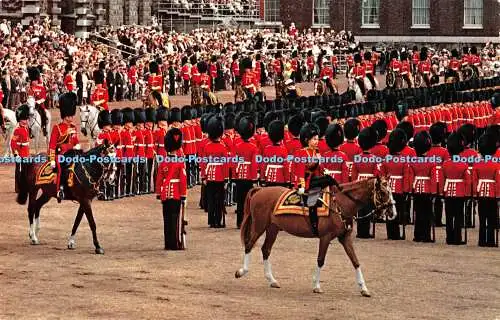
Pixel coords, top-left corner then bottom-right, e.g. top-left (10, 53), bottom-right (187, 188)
top-left (264, 0), bottom-right (280, 22)
top-left (463, 0), bottom-right (483, 29)
top-left (312, 0), bottom-right (331, 28)
top-left (361, 0), bottom-right (380, 28)
top-left (411, 0), bottom-right (430, 29)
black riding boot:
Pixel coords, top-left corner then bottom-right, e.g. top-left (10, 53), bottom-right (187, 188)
top-left (38, 106), bottom-right (48, 136)
top-left (309, 206), bottom-right (319, 237)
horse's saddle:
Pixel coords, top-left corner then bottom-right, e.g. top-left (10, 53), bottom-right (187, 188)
top-left (35, 162), bottom-right (75, 187)
top-left (273, 189), bottom-right (330, 217)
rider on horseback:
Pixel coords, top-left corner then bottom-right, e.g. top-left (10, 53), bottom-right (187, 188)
top-left (198, 61), bottom-right (212, 104)
top-left (49, 92), bottom-right (80, 203)
top-left (418, 47), bottom-right (431, 87)
top-left (284, 79), bottom-right (301, 99)
top-left (27, 67), bottom-right (48, 136)
top-left (295, 123), bottom-right (339, 237)
top-left (319, 59), bottom-right (335, 94)
top-left (91, 70), bottom-right (109, 111)
top-left (352, 53), bottom-right (366, 95)
top-left (446, 49), bottom-right (461, 83)
top-left (363, 51), bottom-right (377, 89)
top-left (399, 51), bottom-right (412, 88)
top-left (241, 57), bottom-right (256, 100)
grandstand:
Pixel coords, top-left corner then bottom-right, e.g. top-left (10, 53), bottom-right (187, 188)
top-left (153, 0), bottom-right (282, 31)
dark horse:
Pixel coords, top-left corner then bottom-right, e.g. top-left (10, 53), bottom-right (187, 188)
top-left (16, 142), bottom-right (117, 254)
top-left (235, 177), bottom-right (396, 296)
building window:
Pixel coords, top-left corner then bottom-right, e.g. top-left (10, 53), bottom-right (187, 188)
top-left (412, 0), bottom-right (430, 27)
top-left (313, 0), bottom-right (331, 26)
top-left (361, 0), bottom-right (380, 27)
top-left (464, 0), bottom-right (483, 27)
top-left (264, 0), bottom-right (280, 22)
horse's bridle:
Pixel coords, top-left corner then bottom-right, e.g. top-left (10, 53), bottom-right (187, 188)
top-left (80, 106), bottom-right (99, 139)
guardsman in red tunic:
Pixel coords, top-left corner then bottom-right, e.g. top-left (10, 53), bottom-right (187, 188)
top-left (27, 67), bottom-right (48, 136)
top-left (417, 48), bottom-right (431, 87)
top-left (209, 55), bottom-right (218, 91)
top-left (222, 112), bottom-right (236, 206)
top-left (323, 124), bottom-right (349, 184)
top-left (399, 52), bottom-right (412, 88)
top-left (96, 110), bottom-right (114, 200)
top-left (447, 49), bottom-right (461, 83)
top-left (339, 118), bottom-right (363, 182)
top-left (363, 51), bottom-right (377, 89)
top-left (351, 53), bottom-right (366, 94)
top-left (389, 50), bottom-right (401, 75)
top-left (427, 123), bottom-right (450, 227)
top-left (439, 133), bottom-right (471, 245)
top-left (64, 63), bottom-right (75, 93)
top-left (154, 107), bottom-right (169, 159)
top-left (473, 134), bottom-right (499, 247)
top-left (128, 58), bottom-right (138, 100)
top-left (286, 115), bottom-right (304, 156)
top-left (290, 51), bottom-right (299, 83)
top-left (120, 108), bottom-right (135, 197)
top-left (306, 51), bottom-right (315, 81)
top-left (231, 54), bottom-right (240, 89)
top-left (190, 56), bottom-right (200, 89)
top-left (134, 108), bottom-right (147, 194)
top-left (411, 46), bottom-right (420, 74)
top-left (331, 53), bottom-right (339, 76)
top-left (91, 70), bottom-right (109, 111)
top-left (110, 109), bottom-right (124, 198)
top-left (198, 61), bottom-right (212, 104)
top-left (261, 120), bottom-right (290, 187)
top-left (181, 56), bottom-right (191, 94)
top-left (48, 92), bottom-right (80, 202)
top-left (273, 53), bottom-right (283, 82)
top-left (461, 46), bottom-right (471, 78)
top-left (148, 61), bottom-right (163, 93)
top-left (233, 116), bottom-right (259, 228)
top-left (370, 120), bottom-right (389, 158)
top-left (351, 127), bottom-right (379, 238)
top-left (408, 132), bottom-right (437, 243)
top-left (180, 107), bottom-right (195, 188)
top-left (156, 127), bottom-right (187, 250)
top-left (381, 129), bottom-right (412, 240)
top-left (241, 57), bottom-right (256, 99)
top-left (319, 59), bottom-right (335, 93)
top-left (12, 104), bottom-right (30, 193)
top-left (144, 107), bottom-right (156, 194)
top-left (313, 112), bottom-right (330, 155)
top-left (201, 116), bottom-right (229, 228)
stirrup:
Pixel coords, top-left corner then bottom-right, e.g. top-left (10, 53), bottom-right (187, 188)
top-left (57, 189), bottom-right (64, 203)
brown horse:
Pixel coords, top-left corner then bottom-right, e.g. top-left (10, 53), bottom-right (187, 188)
top-left (235, 176), bottom-right (396, 296)
top-left (234, 83), bottom-right (247, 103)
top-left (16, 143), bottom-right (117, 254)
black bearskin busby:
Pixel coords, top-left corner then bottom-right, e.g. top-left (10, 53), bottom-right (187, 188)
top-left (358, 127), bottom-right (377, 151)
top-left (93, 69), bottom-right (104, 85)
top-left (268, 120), bottom-right (285, 144)
top-left (240, 57), bottom-right (253, 71)
top-left (149, 61), bottom-right (159, 74)
top-left (122, 107), bottom-right (135, 124)
top-left (168, 107), bottom-right (182, 124)
top-left (197, 61), bottom-right (208, 74)
top-left (413, 131), bottom-right (432, 156)
top-left (15, 104), bottom-right (30, 122)
top-left (420, 47), bottom-right (428, 61)
top-left (325, 124), bottom-right (344, 150)
top-left (111, 109), bottom-right (123, 126)
top-left (97, 110), bottom-right (112, 129)
top-left (457, 123), bottom-right (476, 146)
top-left (429, 122), bottom-right (447, 145)
top-left (371, 119), bottom-right (388, 142)
top-left (354, 53), bottom-right (362, 64)
top-left (451, 49), bottom-right (459, 59)
top-left (59, 92), bottom-right (77, 119)
top-left (206, 115), bottom-right (224, 141)
top-left (237, 116), bottom-right (255, 141)
top-left (263, 111), bottom-right (278, 132)
top-left (299, 123), bottom-right (320, 148)
top-left (134, 108), bottom-right (146, 124)
top-left (344, 118), bottom-right (361, 140)
top-left (156, 107), bottom-right (169, 123)
top-left (447, 132), bottom-right (466, 156)
top-left (364, 51), bottom-right (372, 62)
top-left (388, 128), bottom-right (407, 154)
top-left (224, 112), bottom-right (236, 130)
top-left (65, 63), bottom-right (73, 73)
top-left (181, 106), bottom-right (192, 122)
top-left (145, 107), bottom-right (156, 123)
top-left (27, 66), bottom-right (40, 82)
top-left (314, 116), bottom-right (329, 138)
top-left (288, 115), bottom-right (305, 137)
top-left (396, 121), bottom-right (414, 141)
top-left (165, 127), bottom-right (183, 153)
top-left (478, 133), bottom-right (497, 156)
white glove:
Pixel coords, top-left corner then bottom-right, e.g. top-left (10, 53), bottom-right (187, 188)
top-left (74, 144), bottom-right (81, 150)
top-left (50, 160), bottom-right (56, 169)
top-left (298, 187), bottom-right (305, 195)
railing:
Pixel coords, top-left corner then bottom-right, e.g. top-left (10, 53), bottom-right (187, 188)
top-left (155, 0), bottom-right (261, 21)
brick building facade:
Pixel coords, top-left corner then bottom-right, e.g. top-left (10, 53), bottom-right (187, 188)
top-left (280, 0), bottom-right (500, 44)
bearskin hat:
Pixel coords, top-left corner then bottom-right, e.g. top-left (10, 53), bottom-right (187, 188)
top-left (15, 104), bottom-right (30, 122)
top-left (413, 46), bottom-right (418, 52)
top-left (400, 51), bottom-right (408, 61)
top-left (65, 63), bottom-right (72, 73)
top-left (388, 128), bottom-right (407, 154)
top-left (206, 115), bottom-right (224, 141)
top-left (224, 102), bottom-right (235, 114)
top-left (451, 49), bottom-right (459, 59)
top-left (420, 47), bottom-right (428, 61)
top-left (134, 108), bottom-right (146, 124)
top-left (201, 114), bottom-right (214, 133)
top-left (485, 124), bottom-right (500, 143)
top-left (288, 115), bottom-right (305, 137)
top-left (197, 61), bottom-right (208, 74)
top-left (156, 107), bottom-right (169, 123)
top-left (314, 116), bottom-right (329, 138)
top-left (122, 107), bottom-right (135, 124)
top-left (111, 109), bottom-right (123, 126)
top-left (463, 46), bottom-right (469, 55)
top-left (165, 127), bottom-right (183, 153)
top-left (93, 69), bottom-right (104, 85)
top-left (145, 107), bottom-right (156, 123)
top-left (237, 116), bottom-right (255, 141)
top-left (491, 92), bottom-right (500, 108)
top-left (268, 120), bottom-right (285, 144)
top-left (181, 56), bottom-right (188, 65)
top-left (97, 110), bottom-right (112, 129)
top-left (224, 112), bottom-right (236, 130)
top-left (371, 119), bottom-right (388, 142)
top-left (190, 55), bottom-right (197, 66)
top-left (413, 131), bottom-right (432, 156)
top-left (478, 133), bottom-right (496, 156)
top-left (263, 111), bottom-right (278, 132)
top-left (240, 57), bottom-right (253, 71)
top-left (299, 123), bottom-right (320, 148)
top-left (396, 121), bottom-right (414, 141)
top-left (390, 50), bottom-right (399, 60)
top-left (149, 61), bottom-right (159, 74)
top-left (343, 118), bottom-right (361, 140)
top-left (244, 100), bottom-right (255, 113)
top-left (457, 123), bottom-right (476, 146)
top-left (181, 106), bottom-right (192, 122)
top-left (168, 107), bottom-right (182, 124)
top-left (129, 57), bottom-right (137, 68)
top-left (364, 51), bottom-right (372, 61)
top-left (429, 122), bottom-right (447, 145)
top-left (59, 92), bottom-right (77, 119)
top-left (358, 127), bottom-right (377, 151)
top-left (27, 66), bottom-right (40, 82)
top-left (232, 53), bottom-right (239, 61)
top-left (99, 61), bottom-right (106, 70)
top-left (354, 53), bottom-right (362, 64)
top-left (447, 132), bottom-right (466, 156)
top-left (325, 124), bottom-right (344, 150)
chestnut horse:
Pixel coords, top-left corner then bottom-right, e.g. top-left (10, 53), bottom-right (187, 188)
top-left (15, 143), bottom-right (117, 254)
top-left (235, 176), bottom-right (396, 296)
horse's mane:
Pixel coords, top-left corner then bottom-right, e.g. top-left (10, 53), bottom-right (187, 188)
top-left (84, 144), bottom-right (107, 157)
top-left (338, 178), bottom-right (375, 193)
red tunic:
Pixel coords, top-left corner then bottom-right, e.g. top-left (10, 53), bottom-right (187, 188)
top-left (95, 129), bottom-right (112, 147)
top-left (30, 83), bottom-right (47, 106)
top-left (408, 159), bottom-right (437, 194)
top-left (293, 147), bottom-right (323, 189)
top-left (120, 128), bottom-right (134, 158)
top-left (48, 122), bottom-right (79, 161)
top-left (233, 140), bottom-right (259, 181)
top-left (439, 159), bottom-right (472, 197)
top-left (380, 155), bottom-right (411, 194)
top-left (64, 74), bottom-right (75, 92)
top-left (389, 59), bottom-right (401, 72)
top-left (261, 144), bottom-right (290, 184)
top-left (11, 125), bottom-right (30, 157)
top-left (472, 160), bottom-right (499, 198)
top-left (242, 71), bottom-right (256, 94)
top-left (307, 56), bottom-right (315, 70)
top-left (143, 128), bottom-right (155, 159)
top-left (91, 85), bottom-right (109, 110)
top-left (339, 140), bottom-right (363, 181)
top-left (156, 159), bottom-right (187, 201)
top-left (323, 149), bottom-right (349, 184)
top-left (370, 143), bottom-right (389, 158)
top-left (191, 65), bottom-right (201, 84)
top-left (201, 140), bottom-right (230, 182)
top-left (320, 66), bottom-right (333, 79)
top-left (181, 64), bottom-right (191, 81)
top-left (148, 74), bottom-right (163, 92)
top-left (351, 152), bottom-right (380, 182)
top-left (128, 66), bottom-right (137, 85)
top-left (200, 74), bottom-right (211, 90)
top-left (134, 128), bottom-right (145, 157)
top-left (110, 128), bottom-right (123, 158)
top-left (154, 126), bottom-right (168, 157)
top-left (231, 61), bottom-right (240, 77)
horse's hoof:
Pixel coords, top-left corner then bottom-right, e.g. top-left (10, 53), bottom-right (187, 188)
top-left (313, 287), bottom-right (324, 294)
top-left (361, 289), bottom-right (371, 297)
top-left (68, 242), bottom-right (76, 250)
top-left (270, 282), bottom-right (280, 288)
top-left (31, 239), bottom-right (40, 245)
top-left (235, 269), bottom-right (247, 278)
top-left (95, 248), bottom-right (105, 254)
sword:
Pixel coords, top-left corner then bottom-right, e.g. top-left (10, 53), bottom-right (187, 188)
top-left (181, 199), bottom-right (187, 249)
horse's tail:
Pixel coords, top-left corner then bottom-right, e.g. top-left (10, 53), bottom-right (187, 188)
top-left (240, 187), bottom-right (262, 247)
top-left (16, 164), bottom-right (33, 205)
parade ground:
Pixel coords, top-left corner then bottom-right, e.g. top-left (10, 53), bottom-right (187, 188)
top-left (0, 76), bottom-right (499, 319)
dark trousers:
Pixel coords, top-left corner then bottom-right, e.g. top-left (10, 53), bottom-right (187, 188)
top-left (129, 83), bottom-right (137, 100)
top-left (357, 203), bottom-right (374, 238)
top-left (162, 199), bottom-right (184, 250)
top-left (115, 163), bottom-right (124, 198)
top-left (77, 86), bottom-right (83, 105)
top-left (147, 158), bottom-right (154, 193)
top-left (235, 180), bottom-right (254, 228)
top-left (413, 194), bottom-right (433, 242)
top-left (14, 163), bottom-right (27, 193)
top-left (445, 197), bottom-right (465, 244)
top-left (137, 161), bottom-right (146, 194)
top-left (185, 159), bottom-right (192, 188)
top-left (124, 163), bottom-right (133, 196)
top-left (386, 193), bottom-right (404, 240)
top-left (183, 79), bottom-right (189, 94)
top-left (108, 85), bottom-right (115, 101)
top-left (478, 198), bottom-right (498, 246)
top-left (433, 197), bottom-right (444, 226)
top-left (206, 181), bottom-right (225, 227)
top-left (199, 183), bottom-right (208, 211)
